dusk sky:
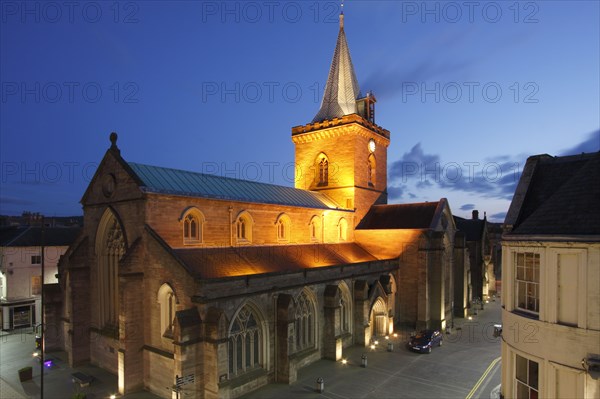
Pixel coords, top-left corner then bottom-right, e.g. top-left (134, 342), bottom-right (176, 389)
top-left (1, 1), bottom-right (599, 222)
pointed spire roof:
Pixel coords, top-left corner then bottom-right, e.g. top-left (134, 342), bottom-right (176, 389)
top-left (312, 12), bottom-right (361, 123)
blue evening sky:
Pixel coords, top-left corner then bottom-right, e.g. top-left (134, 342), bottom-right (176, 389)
top-left (1, 1), bottom-right (599, 222)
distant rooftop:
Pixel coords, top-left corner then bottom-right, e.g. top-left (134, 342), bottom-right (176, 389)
top-left (0, 226), bottom-right (81, 247)
top-left (128, 162), bottom-right (340, 210)
top-left (454, 216), bottom-right (486, 241)
top-left (508, 152), bottom-right (600, 236)
top-left (356, 202), bottom-right (441, 230)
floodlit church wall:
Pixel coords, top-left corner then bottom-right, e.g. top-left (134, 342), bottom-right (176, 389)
top-left (294, 130), bottom-right (358, 191)
top-left (143, 194), bottom-right (354, 249)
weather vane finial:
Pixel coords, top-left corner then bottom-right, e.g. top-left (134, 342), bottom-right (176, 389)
top-left (340, 0), bottom-right (344, 28)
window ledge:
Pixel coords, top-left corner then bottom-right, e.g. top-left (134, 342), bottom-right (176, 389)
top-left (511, 309), bottom-right (539, 320)
top-left (183, 240), bottom-right (202, 246)
top-left (219, 367), bottom-right (267, 388)
top-left (290, 346), bottom-right (318, 361)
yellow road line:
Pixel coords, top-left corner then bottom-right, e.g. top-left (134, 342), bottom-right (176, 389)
top-left (465, 356), bottom-right (501, 399)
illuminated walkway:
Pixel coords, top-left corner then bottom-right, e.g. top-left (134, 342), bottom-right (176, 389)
top-left (242, 300), bottom-right (502, 399)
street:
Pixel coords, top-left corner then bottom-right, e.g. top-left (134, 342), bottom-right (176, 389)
top-left (242, 300), bottom-right (502, 399)
top-left (0, 301), bottom-right (501, 399)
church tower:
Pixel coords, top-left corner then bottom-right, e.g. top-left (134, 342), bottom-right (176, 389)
top-left (292, 11), bottom-right (391, 225)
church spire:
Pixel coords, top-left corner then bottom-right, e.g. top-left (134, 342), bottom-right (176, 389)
top-left (312, 6), bottom-right (361, 123)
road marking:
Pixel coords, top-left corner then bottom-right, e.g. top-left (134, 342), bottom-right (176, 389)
top-left (465, 356), bottom-right (501, 399)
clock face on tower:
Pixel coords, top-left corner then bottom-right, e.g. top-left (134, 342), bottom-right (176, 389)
top-left (368, 139), bottom-right (376, 153)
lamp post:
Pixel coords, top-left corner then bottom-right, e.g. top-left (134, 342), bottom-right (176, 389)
top-left (40, 217), bottom-right (45, 399)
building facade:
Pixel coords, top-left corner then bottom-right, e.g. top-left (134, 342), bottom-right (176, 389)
top-left (47, 14), bottom-right (469, 399)
top-left (501, 152), bottom-right (600, 398)
top-left (0, 226), bottom-right (79, 330)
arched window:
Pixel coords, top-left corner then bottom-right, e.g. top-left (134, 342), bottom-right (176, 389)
top-left (295, 290), bottom-right (315, 351)
top-left (276, 214), bottom-right (291, 242)
top-left (368, 154), bottom-right (376, 186)
top-left (338, 218), bottom-right (348, 242)
top-left (228, 305), bottom-right (262, 377)
top-left (235, 211), bottom-right (253, 243)
top-left (96, 209), bottom-right (125, 328)
top-left (339, 282), bottom-right (351, 334)
top-left (157, 283), bottom-right (177, 338)
top-left (309, 215), bottom-right (321, 242)
top-left (340, 297), bottom-right (348, 333)
top-left (316, 154), bottom-right (329, 186)
top-left (182, 208), bottom-right (205, 244)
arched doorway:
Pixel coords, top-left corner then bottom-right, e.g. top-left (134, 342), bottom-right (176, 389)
top-left (369, 297), bottom-right (387, 338)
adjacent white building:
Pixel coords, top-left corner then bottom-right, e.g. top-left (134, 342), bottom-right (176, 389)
top-left (0, 226), bottom-right (79, 330)
top-left (501, 152), bottom-right (600, 398)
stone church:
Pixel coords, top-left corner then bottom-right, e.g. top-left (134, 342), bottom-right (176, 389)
top-left (46, 13), bottom-right (469, 399)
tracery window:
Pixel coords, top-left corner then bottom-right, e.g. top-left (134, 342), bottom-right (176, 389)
top-left (236, 212), bottom-right (253, 243)
top-left (276, 214), bottom-right (291, 242)
top-left (96, 210), bottom-right (125, 328)
top-left (295, 291), bottom-right (315, 351)
top-left (228, 306), bottom-right (262, 377)
top-left (182, 208), bottom-right (204, 244)
top-left (316, 154), bottom-right (329, 186)
top-left (340, 288), bottom-right (351, 333)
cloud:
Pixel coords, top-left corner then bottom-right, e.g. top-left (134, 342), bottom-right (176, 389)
top-left (387, 142), bottom-right (525, 205)
top-left (460, 204), bottom-right (476, 211)
top-left (559, 130), bottom-right (600, 156)
top-left (387, 185), bottom-right (406, 200)
top-left (489, 212), bottom-right (507, 222)
top-left (0, 196), bottom-right (34, 206)
top-left (389, 143), bottom-right (441, 182)
top-left (416, 180), bottom-right (433, 189)
top-left (362, 59), bottom-right (473, 100)
top-left (436, 158), bottom-right (521, 200)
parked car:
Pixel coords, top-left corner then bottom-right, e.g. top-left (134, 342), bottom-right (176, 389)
top-left (408, 329), bottom-right (443, 353)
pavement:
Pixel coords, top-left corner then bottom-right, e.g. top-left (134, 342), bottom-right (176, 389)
top-left (0, 329), bottom-right (160, 399)
top-left (242, 299), bottom-right (503, 399)
top-left (0, 300), bottom-right (502, 399)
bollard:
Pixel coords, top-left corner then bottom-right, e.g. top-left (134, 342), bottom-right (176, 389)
top-left (316, 377), bottom-right (324, 393)
top-left (387, 342), bottom-right (393, 352)
top-left (361, 353), bottom-right (367, 368)
top-left (493, 324), bottom-right (502, 338)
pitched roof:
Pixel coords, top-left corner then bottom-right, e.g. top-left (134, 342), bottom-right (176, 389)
top-left (171, 243), bottom-right (378, 279)
top-left (128, 162), bottom-right (339, 210)
top-left (510, 152), bottom-right (600, 236)
top-left (453, 216), bottom-right (486, 241)
top-left (312, 13), bottom-right (361, 123)
top-left (356, 202), bottom-right (440, 230)
top-left (0, 226), bottom-right (81, 247)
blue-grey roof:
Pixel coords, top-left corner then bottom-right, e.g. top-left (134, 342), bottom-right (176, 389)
top-left (128, 162), bottom-right (340, 210)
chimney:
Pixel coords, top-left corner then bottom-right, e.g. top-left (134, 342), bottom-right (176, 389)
top-left (472, 210), bottom-right (479, 220)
